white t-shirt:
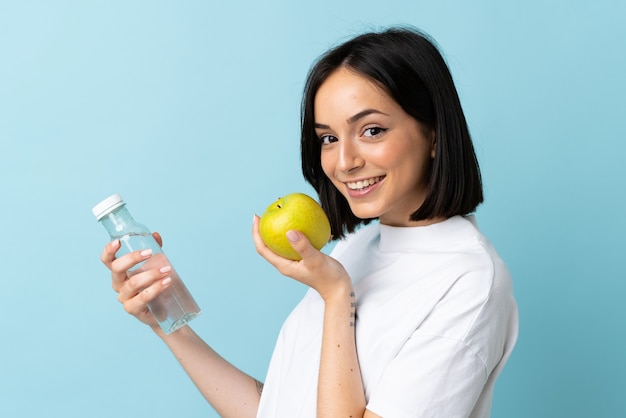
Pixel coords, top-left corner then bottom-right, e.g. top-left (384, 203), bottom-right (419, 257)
top-left (257, 215), bottom-right (518, 418)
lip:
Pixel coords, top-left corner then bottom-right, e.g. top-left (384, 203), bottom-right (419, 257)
top-left (343, 175), bottom-right (385, 198)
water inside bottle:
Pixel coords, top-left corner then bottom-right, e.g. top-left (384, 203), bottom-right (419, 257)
top-left (122, 234), bottom-right (201, 334)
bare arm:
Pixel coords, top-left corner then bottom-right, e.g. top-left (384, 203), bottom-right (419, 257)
top-left (317, 286), bottom-right (366, 417)
top-left (156, 325), bottom-right (261, 418)
top-left (252, 216), bottom-right (381, 417)
top-left (101, 238), bottom-right (261, 418)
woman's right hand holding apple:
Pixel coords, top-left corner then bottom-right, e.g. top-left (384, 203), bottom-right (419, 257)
top-left (99, 232), bottom-right (172, 333)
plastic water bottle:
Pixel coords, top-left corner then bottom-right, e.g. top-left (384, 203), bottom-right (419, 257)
top-left (92, 193), bottom-right (201, 334)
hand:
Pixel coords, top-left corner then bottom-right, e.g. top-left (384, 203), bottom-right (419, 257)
top-left (100, 232), bottom-right (172, 331)
top-left (252, 215), bottom-right (351, 301)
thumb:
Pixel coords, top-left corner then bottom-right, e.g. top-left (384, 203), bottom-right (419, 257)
top-left (286, 230), bottom-right (317, 260)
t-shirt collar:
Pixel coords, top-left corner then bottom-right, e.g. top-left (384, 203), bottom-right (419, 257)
top-left (378, 215), bottom-right (478, 252)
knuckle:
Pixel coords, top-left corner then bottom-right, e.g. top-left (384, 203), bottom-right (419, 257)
top-left (138, 288), bottom-right (153, 304)
top-left (123, 302), bottom-right (134, 315)
top-left (109, 259), bottom-right (123, 274)
top-left (126, 276), bottom-right (139, 290)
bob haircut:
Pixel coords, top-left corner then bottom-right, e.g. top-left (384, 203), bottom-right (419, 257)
top-left (301, 27), bottom-right (483, 240)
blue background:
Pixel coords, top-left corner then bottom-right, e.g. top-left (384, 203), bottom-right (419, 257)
top-left (1, 1), bottom-right (624, 417)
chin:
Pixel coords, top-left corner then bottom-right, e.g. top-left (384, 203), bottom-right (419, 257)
top-left (348, 205), bottom-right (382, 221)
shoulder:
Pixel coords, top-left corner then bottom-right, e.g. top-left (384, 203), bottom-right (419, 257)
top-left (462, 216), bottom-right (513, 296)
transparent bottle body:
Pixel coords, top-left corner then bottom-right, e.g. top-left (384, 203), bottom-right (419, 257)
top-left (99, 206), bottom-right (201, 334)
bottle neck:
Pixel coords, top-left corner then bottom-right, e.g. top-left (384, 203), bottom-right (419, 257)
top-left (99, 205), bottom-right (136, 238)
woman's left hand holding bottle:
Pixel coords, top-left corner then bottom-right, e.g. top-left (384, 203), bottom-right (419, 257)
top-left (100, 231), bottom-right (172, 333)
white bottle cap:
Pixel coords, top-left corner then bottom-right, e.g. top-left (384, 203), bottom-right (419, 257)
top-left (92, 193), bottom-right (125, 220)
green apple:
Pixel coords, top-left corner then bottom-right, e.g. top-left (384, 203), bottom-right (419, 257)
top-left (259, 193), bottom-right (331, 261)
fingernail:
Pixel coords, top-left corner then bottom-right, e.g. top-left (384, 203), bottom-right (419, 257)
top-left (286, 230), bottom-right (299, 242)
top-left (160, 266), bottom-right (171, 273)
top-left (162, 277), bottom-right (172, 286)
top-left (111, 239), bottom-right (120, 248)
top-left (140, 249), bottom-right (152, 257)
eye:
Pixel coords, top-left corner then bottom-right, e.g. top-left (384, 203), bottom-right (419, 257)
top-left (363, 126), bottom-right (387, 138)
top-left (318, 134), bottom-right (338, 145)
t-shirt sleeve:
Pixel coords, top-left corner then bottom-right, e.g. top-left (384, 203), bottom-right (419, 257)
top-left (365, 265), bottom-right (499, 418)
top-left (366, 332), bottom-right (487, 418)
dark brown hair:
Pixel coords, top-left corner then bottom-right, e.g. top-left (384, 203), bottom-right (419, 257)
top-left (301, 27), bottom-right (483, 239)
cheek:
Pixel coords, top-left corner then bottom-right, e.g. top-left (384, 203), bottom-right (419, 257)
top-left (412, 153), bottom-right (434, 187)
top-left (320, 151), bottom-right (334, 179)
top-left (320, 152), bottom-right (346, 193)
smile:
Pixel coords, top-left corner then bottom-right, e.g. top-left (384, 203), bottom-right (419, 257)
top-left (346, 176), bottom-right (383, 191)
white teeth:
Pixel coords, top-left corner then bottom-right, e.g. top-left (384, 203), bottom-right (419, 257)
top-left (347, 176), bottom-right (381, 190)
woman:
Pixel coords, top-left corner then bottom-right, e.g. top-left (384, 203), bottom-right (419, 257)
top-left (102, 27), bottom-right (518, 418)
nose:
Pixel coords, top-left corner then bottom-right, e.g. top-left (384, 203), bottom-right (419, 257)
top-left (336, 137), bottom-right (364, 173)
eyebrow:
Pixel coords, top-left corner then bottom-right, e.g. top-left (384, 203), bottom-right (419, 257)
top-left (314, 108), bottom-right (389, 129)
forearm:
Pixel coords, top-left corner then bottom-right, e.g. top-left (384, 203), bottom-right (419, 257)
top-left (157, 326), bottom-right (261, 418)
top-left (317, 287), bottom-right (366, 417)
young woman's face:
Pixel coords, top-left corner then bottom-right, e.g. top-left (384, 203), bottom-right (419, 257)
top-left (314, 67), bottom-right (437, 227)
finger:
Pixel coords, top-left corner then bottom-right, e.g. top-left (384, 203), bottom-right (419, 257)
top-left (252, 214), bottom-right (297, 269)
top-left (286, 230), bottom-right (319, 261)
top-left (100, 239), bottom-right (121, 267)
top-left (121, 275), bottom-right (172, 317)
top-left (110, 249), bottom-right (154, 290)
top-left (252, 214), bottom-right (273, 256)
top-left (118, 265), bottom-right (172, 303)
